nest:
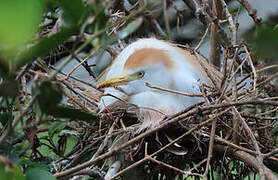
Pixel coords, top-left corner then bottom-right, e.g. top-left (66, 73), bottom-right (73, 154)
top-left (30, 42), bottom-right (278, 180)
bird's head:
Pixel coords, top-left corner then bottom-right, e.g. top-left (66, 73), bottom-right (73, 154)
top-left (98, 47), bottom-right (174, 95)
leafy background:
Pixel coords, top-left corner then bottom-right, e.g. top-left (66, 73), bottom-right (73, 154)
top-left (0, 0), bottom-right (277, 179)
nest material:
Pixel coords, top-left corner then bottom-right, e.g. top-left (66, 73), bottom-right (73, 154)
top-left (34, 43), bottom-right (278, 180)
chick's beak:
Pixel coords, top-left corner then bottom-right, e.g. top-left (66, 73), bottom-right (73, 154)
top-left (98, 74), bottom-right (134, 89)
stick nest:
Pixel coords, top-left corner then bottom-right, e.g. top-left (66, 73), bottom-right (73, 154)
top-left (33, 44), bottom-right (278, 180)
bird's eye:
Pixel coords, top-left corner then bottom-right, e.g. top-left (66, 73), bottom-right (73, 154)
top-left (137, 71), bottom-right (145, 78)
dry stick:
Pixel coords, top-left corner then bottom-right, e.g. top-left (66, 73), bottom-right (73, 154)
top-left (49, 66), bottom-right (102, 92)
top-left (182, 0), bottom-right (209, 25)
top-left (54, 100), bottom-right (278, 178)
top-left (62, 81), bottom-right (98, 107)
top-left (236, 0), bottom-right (262, 24)
top-left (256, 72), bottom-right (278, 87)
top-left (256, 106), bottom-right (278, 117)
top-left (234, 151), bottom-right (277, 180)
top-left (188, 158), bottom-right (208, 175)
top-left (223, 65), bottom-right (277, 103)
top-left (108, 108), bottom-right (232, 180)
top-left (214, 145), bottom-right (277, 180)
top-left (228, 100), bottom-right (267, 179)
top-left (262, 97), bottom-right (278, 101)
top-left (221, 0), bottom-right (237, 45)
top-left (204, 131), bottom-right (278, 162)
top-left (234, 72), bottom-right (278, 102)
top-left (220, 49), bottom-right (228, 89)
top-left (148, 156), bottom-right (203, 178)
top-left (145, 82), bottom-right (203, 97)
top-left (257, 64), bottom-right (278, 73)
top-left (54, 103), bottom-right (231, 178)
top-left (195, 24), bottom-right (211, 51)
top-left (232, 65), bottom-right (239, 145)
top-left (204, 0), bottom-right (222, 177)
top-left (90, 117), bottom-right (119, 165)
top-left (60, 87), bottom-right (90, 111)
top-left (70, 169), bottom-right (105, 179)
top-left (228, 52), bottom-right (249, 81)
top-left (184, 0), bottom-right (232, 49)
top-left (219, 41), bottom-right (275, 179)
top-left (203, 92), bottom-right (217, 179)
top-left (221, 81), bottom-right (276, 179)
top-left (0, 93), bottom-right (39, 144)
top-left (163, 0), bottom-right (171, 39)
top-left (72, 118), bottom-right (120, 178)
top-left (204, 0), bottom-right (232, 50)
top-left (30, 70), bottom-right (100, 107)
top-left (0, 41), bottom-right (80, 144)
top-left (61, 51), bottom-right (96, 81)
top-left (223, 59), bottom-right (275, 180)
top-left (151, 19), bottom-right (167, 37)
top-left (244, 45), bottom-right (257, 97)
top-left (264, 148), bottom-right (278, 159)
top-left (209, 0), bottom-right (222, 68)
top-left (219, 54), bottom-right (235, 101)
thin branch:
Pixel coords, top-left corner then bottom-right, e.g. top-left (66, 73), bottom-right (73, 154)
top-left (0, 93), bottom-right (39, 144)
top-left (236, 0), bottom-right (262, 24)
top-left (145, 82), bottom-right (203, 97)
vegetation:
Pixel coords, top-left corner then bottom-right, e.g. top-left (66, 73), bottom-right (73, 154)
top-left (0, 0), bottom-right (277, 179)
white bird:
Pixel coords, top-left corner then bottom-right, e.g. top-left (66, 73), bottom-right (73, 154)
top-left (98, 38), bottom-right (216, 129)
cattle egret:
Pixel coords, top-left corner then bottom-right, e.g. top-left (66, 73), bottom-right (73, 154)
top-left (98, 38), bottom-right (215, 129)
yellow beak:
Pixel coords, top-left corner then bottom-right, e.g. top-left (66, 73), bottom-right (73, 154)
top-left (98, 74), bottom-right (135, 89)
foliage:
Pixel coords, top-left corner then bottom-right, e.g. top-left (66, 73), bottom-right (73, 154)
top-left (0, 0), bottom-right (277, 179)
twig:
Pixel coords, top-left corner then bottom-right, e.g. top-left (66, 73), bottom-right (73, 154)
top-left (61, 51), bottom-right (96, 81)
top-left (163, 0), bottom-right (171, 39)
top-left (236, 0), bottom-right (262, 24)
top-left (151, 19), bottom-right (167, 37)
top-left (0, 93), bottom-right (39, 144)
top-left (221, 0), bottom-right (237, 45)
top-left (182, 0), bottom-right (209, 25)
top-left (54, 98), bottom-right (278, 178)
top-left (209, 0), bottom-right (222, 68)
top-left (107, 107), bottom-right (232, 180)
top-left (232, 65), bottom-right (239, 145)
top-left (90, 117), bottom-right (119, 164)
top-left (244, 45), bottom-right (257, 97)
top-left (195, 24), bottom-right (211, 51)
top-left (145, 82), bottom-right (203, 97)
top-left (148, 156), bottom-right (203, 178)
top-left (204, 115), bottom-right (217, 179)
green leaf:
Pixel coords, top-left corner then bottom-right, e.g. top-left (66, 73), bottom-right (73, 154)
top-left (228, 5), bottom-right (243, 15)
top-left (35, 81), bottom-right (99, 122)
top-left (37, 81), bottom-right (63, 114)
top-left (20, 160), bottom-right (51, 172)
top-left (26, 168), bottom-right (55, 180)
top-left (56, 0), bottom-right (88, 27)
top-left (117, 17), bottom-right (143, 40)
top-left (89, 3), bottom-right (109, 34)
top-left (15, 27), bottom-right (75, 71)
top-left (0, 78), bottom-right (19, 98)
top-left (0, 0), bottom-right (43, 58)
top-left (0, 160), bottom-right (26, 180)
top-left (0, 142), bottom-right (20, 165)
top-left (244, 23), bottom-right (278, 62)
top-left (0, 112), bottom-right (12, 127)
top-left (52, 106), bottom-right (100, 122)
top-left (48, 121), bottom-right (67, 138)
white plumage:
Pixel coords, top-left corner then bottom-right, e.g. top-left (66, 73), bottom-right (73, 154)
top-left (98, 38), bottom-right (212, 129)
